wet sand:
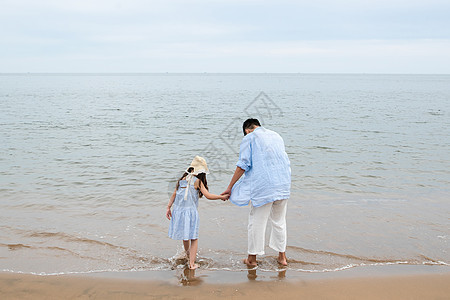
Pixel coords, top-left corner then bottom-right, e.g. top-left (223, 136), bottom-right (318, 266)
top-left (1, 266), bottom-right (449, 299)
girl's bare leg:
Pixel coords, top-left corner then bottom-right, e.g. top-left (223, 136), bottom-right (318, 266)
top-left (183, 240), bottom-right (190, 259)
top-left (189, 239), bottom-right (199, 269)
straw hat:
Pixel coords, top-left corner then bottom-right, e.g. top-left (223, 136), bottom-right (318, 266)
top-left (187, 156), bottom-right (209, 175)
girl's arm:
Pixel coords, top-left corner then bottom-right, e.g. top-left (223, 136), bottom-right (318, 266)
top-left (166, 189), bottom-right (176, 220)
top-left (199, 181), bottom-right (228, 201)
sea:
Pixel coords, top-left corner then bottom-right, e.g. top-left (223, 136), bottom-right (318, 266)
top-left (0, 73), bottom-right (449, 276)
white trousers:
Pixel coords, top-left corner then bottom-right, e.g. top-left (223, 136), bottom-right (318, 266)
top-left (248, 199), bottom-right (288, 255)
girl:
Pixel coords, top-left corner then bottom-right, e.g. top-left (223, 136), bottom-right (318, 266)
top-left (166, 156), bottom-right (228, 269)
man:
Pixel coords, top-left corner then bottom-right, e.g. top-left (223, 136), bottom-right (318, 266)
top-left (222, 118), bottom-right (291, 267)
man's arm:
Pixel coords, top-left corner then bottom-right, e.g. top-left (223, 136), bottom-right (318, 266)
top-left (221, 166), bottom-right (245, 196)
top-left (223, 134), bottom-right (251, 196)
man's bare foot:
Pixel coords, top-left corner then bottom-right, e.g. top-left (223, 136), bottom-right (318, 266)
top-left (189, 263), bottom-right (198, 270)
top-left (243, 258), bottom-right (257, 268)
top-left (277, 252), bottom-right (288, 266)
top-left (277, 259), bottom-right (288, 266)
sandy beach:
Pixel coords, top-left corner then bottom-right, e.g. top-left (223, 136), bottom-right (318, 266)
top-left (1, 266), bottom-right (449, 299)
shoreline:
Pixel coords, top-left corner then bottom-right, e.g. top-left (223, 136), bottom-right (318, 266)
top-left (1, 265), bottom-right (449, 299)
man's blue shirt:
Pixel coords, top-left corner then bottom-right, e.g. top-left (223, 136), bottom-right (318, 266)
top-left (230, 127), bottom-right (291, 207)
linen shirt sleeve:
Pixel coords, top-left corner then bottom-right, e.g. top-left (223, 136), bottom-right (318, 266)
top-left (236, 135), bottom-right (252, 171)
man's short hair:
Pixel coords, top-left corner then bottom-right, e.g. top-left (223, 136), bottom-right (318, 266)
top-left (243, 118), bottom-right (261, 135)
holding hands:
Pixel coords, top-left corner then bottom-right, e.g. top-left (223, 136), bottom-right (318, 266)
top-left (219, 193), bottom-right (230, 201)
top-left (221, 187), bottom-right (232, 199)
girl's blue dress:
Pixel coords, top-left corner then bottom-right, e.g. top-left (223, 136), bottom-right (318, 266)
top-left (168, 177), bottom-right (199, 240)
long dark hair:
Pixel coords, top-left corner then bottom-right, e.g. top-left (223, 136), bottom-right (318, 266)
top-left (176, 167), bottom-right (208, 198)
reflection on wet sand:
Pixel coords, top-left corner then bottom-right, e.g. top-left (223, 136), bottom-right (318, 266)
top-left (178, 267), bottom-right (204, 286)
top-left (247, 268), bottom-right (287, 281)
top-left (176, 263), bottom-right (288, 286)
top-left (277, 269), bottom-right (287, 279)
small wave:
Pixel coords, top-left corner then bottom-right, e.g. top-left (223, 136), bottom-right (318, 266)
top-left (428, 110), bottom-right (444, 116)
top-left (418, 254), bottom-right (449, 265)
top-left (309, 146), bottom-right (341, 153)
top-left (28, 231), bottom-right (129, 251)
top-left (14, 260), bottom-right (450, 276)
top-left (2, 257), bottom-right (448, 277)
top-left (0, 268), bottom-right (135, 277)
top-left (0, 243), bottom-right (110, 262)
top-left (2, 239), bottom-right (448, 275)
top-left (0, 243), bottom-right (32, 251)
top-left (286, 259), bottom-right (321, 266)
top-left (286, 245), bottom-right (397, 264)
top-left (287, 261), bottom-right (411, 273)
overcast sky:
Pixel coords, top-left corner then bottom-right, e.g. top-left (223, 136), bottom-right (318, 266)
top-left (1, 0), bottom-right (449, 73)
